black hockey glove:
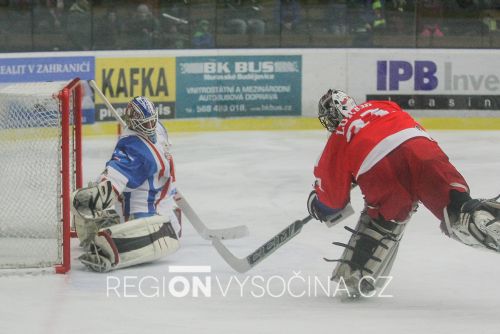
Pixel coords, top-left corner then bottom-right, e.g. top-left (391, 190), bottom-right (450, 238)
top-left (307, 191), bottom-right (340, 222)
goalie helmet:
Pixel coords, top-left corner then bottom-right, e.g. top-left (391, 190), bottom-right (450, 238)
top-left (318, 89), bottom-right (357, 132)
top-left (124, 96), bottom-right (158, 141)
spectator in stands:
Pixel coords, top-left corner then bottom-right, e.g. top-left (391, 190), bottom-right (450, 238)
top-left (159, 20), bottom-right (190, 49)
top-left (126, 3), bottom-right (161, 49)
top-left (482, 9), bottom-right (499, 35)
top-left (392, 0), bottom-right (407, 11)
top-left (387, 0), bottom-right (414, 35)
top-left (33, 0), bottom-right (64, 33)
top-left (371, 0), bottom-right (387, 33)
top-left (93, 8), bottom-right (123, 50)
top-left (50, 0), bottom-right (65, 30)
top-left (449, 0), bottom-right (483, 36)
top-left (221, 0), bottom-right (266, 35)
top-left (274, 0), bottom-right (301, 33)
top-left (328, 0), bottom-right (348, 36)
top-left (67, 0), bottom-right (92, 50)
top-left (349, 0), bottom-right (373, 46)
top-left (8, 0), bottom-right (32, 37)
top-left (417, 0), bottom-right (445, 37)
top-left (162, 0), bottom-right (190, 20)
top-left (159, 0), bottom-right (190, 49)
top-left (192, 19), bottom-right (215, 48)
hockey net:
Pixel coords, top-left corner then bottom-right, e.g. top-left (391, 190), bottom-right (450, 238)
top-left (0, 79), bottom-right (82, 274)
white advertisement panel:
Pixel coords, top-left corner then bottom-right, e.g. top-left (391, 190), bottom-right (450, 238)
top-left (301, 50), bottom-right (348, 116)
top-left (1, 48), bottom-right (499, 119)
top-left (345, 49), bottom-right (500, 117)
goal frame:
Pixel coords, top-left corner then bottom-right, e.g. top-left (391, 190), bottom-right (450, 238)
top-left (57, 78), bottom-right (83, 273)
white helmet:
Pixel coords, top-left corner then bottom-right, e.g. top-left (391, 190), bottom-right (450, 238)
top-left (318, 89), bottom-right (357, 132)
top-left (124, 96), bottom-right (158, 141)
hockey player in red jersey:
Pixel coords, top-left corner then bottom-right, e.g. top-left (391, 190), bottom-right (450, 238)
top-left (307, 89), bottom-right (500, 298)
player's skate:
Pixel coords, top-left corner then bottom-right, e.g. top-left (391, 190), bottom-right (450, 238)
top-left (79, 243), bottom-right (113, 273)
top-left (444, 195), bottom-right (500, 252)
top-left (327, 211), bottom-right (406, 300)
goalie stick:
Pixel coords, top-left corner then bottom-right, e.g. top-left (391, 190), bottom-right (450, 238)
top-left (175, 190), bottom-right (249, 240)
top-left (88, 80), bottom-right (249, 240)
top-left (213, 204), bottom-right (355, 273)
top-left (88, 80), bottom-right (127, 128)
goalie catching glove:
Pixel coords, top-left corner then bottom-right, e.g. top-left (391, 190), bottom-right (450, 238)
top-left (307, 191), bottom-right (354, 227)
top-left (71, 180), bottom-right (119, 248)
top-left (71, 180), bottom-right (115, 220)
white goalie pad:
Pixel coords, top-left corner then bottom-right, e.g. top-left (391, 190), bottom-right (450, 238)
top-left (79, 215), bottom-right (180, 272)
top-left (74, 209), bottom-right (121, 249)
top-left (329, 212), bottom-right (406, 298)
top-left (71, 180), bottom-right (115, 220)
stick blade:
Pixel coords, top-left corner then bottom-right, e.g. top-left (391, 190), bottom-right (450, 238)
top-left (212, 238), bottom-right (252, 273)
top-left (176, 190), bottom-right (249, 240)
top-left (204, 225), bottom-right (249, 240)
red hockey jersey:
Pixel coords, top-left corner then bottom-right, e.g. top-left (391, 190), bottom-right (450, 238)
top-left (314, 100), bottom-right (431, 209)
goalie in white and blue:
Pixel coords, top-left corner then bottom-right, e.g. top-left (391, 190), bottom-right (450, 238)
top-left (71, 96), bottom-right (180, 272)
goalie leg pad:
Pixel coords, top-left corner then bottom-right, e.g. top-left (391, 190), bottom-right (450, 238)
top-left (74, 209), bottom-right (121, 250)
top-left (79, 215), bottom-right (180, 272)
top-left (71, 180), bottom-right (115, 220)
top-left (443, 195), bottom-right (500, 252)
top-left (328, 211), bottom-right (406, 298)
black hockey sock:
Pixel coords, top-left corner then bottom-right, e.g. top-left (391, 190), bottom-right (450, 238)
top-left (448, 189), bottom-right (472, 218)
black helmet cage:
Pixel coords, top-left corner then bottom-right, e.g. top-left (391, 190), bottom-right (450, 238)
top-left (318, 89), bottom-right (342, 132)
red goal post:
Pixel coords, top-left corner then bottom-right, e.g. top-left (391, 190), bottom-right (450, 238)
top-left (59, 78), bottom-right (83, 273)
top-left (0, 78), bottom-right (83, 274)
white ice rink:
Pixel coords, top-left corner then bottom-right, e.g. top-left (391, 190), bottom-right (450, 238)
top-left (1, 129), bottom-right (500, 334)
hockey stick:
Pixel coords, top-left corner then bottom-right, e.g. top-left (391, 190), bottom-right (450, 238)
top-left (88, 80), bottom-right (249, 240)
top-left (88, 80), bottom-right (127, 128)
top-left (175, 190), bottom-right (249, 240)
top-left (161, 12), bottom-right (189, 24)
top-left (212, 204), bottom-right (355, 273)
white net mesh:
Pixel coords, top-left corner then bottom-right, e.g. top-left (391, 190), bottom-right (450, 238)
top-left (0, 81), bottom-right (71, 270)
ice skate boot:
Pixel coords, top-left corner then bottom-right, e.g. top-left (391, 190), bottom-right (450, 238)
top-left (444, 195), bottom-right (500, 252)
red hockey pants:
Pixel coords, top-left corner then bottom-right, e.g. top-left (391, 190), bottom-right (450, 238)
top-left (356, 137), bottom-right (469, 222)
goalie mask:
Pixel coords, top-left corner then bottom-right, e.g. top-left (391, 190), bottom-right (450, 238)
top-left (124, 96), bottom-right (158, 142)
top-left (318, 89), bottom-right (357, 132)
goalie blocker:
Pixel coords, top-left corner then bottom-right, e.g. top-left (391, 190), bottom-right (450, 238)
top-left (72, 181), bottom-right (180, 272)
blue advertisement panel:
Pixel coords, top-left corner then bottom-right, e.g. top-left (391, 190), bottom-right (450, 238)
top-left (0, 56), bottom-right (95, 123)
top-left (176, 55), bottom-right (301, 118)
top-left (0, 57), bottom-right (94, 82)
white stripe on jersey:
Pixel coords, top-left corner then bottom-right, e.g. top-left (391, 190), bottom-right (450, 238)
top-left (356, 127), bottom-right (431, 179)
top-left (106, 166), bottom-right (129, 194)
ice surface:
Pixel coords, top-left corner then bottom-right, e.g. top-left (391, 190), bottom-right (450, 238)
top-left (1, 130), bottom-right (500, 334)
